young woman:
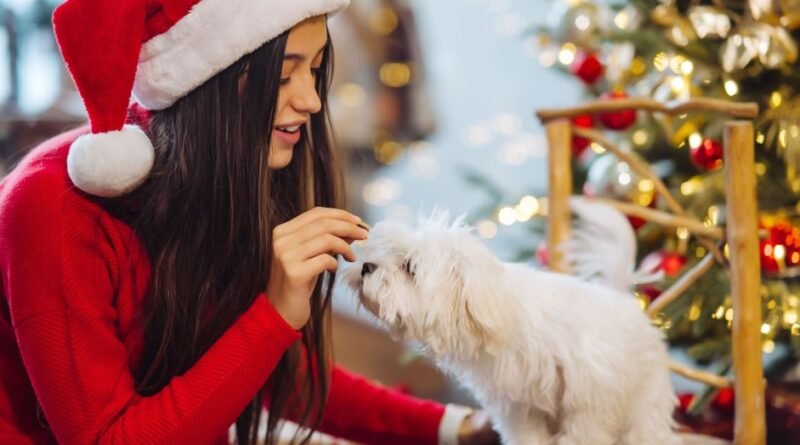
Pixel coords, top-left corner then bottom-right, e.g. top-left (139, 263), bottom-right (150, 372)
top-left (0, 0), bottom-right (499, 444)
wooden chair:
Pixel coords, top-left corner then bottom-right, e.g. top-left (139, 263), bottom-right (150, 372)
top-left (537, 98), bottom-right (765, 445)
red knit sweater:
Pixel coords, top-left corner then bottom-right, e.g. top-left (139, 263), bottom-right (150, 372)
top-left (0, 123), bottom-right (446, 444)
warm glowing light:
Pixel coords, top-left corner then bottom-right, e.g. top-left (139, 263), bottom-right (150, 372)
top-left (379, 63), bottom-right (411, 88)
top-left (374, 141), bottom-right (404, 164)
top-left (369, 7), bottom-right (399, 35)
top-left (680, 178), bottom-right (703, 195)
top-left (724, 79), bottom-right (739, 96)
top-left (558, 43), bottom-right (577, 65)
top-left (670, 76), bottom-right (687, 93)
top-left (614, 11), bottom-right (629, 29)
top-left (688, 303), bottom-right (701, 321)
top-left (590, 142), bottom-right (606, 154)
top-left (653, 52), bottom-right (669, 72)
top-left (498, 207), bottom-right (517, 226)
top-left (669, 55), bottom-right (687, 73)
top-left (337, 83), bottom-right (367, 108)
top-left (362, 179), bottom-right (402, 206)
top-left (775, 244), bottom-right (786, 260)
top-left (539, 48), bottom-right (558, 67)
top-left (638, 179), bottom-right (654, 192)
top-left (519, 196), bottom-right (541, 216)
top-left (514, 204), bottom-right (533, 222)
top-left (478, 220), bottom-right (498, 239)
top-left (575, 14), bottom-right (591, 31)
top-left (688, 132), bottom-right (703, 149)
top-left (708, 206), bottom-right (720, 224)
top-left (633, 129), bottom-right (648, 146)
top-left (770, 91), bottom-right (783, 108)
top-left (630, 57), bottom-right (646, 75)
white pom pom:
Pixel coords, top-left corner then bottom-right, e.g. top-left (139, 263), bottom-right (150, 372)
top-left (67, 125), bottom-right (155, 197)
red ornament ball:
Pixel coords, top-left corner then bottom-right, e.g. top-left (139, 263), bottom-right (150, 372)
top-left (571, 114), bottom-right (594, 157)
top-left (690, 139), bottom-right (724, 171)
top-left (677, 393), bottom-right (695, 414)
top-left (571, 52), bottom-right (604, 85)
top-left (640, 250), bottom-right (687, 278)
top-left (760, 220), bottom-right (800, 275)
top-left (711, 388), bottom-right (734, 415)
top-left (598, 90), bottom-right (636, 131)
top-left (628, 215), bottom-right (646, 230)
top-left (638, 284), bottom-right (662, 302)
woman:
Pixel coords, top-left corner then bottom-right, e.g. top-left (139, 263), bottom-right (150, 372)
top-left (0, 0), bottom-right (499, 444)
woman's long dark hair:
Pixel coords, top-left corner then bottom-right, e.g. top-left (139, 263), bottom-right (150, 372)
top-left (98, 22), bottom-right (342, 445)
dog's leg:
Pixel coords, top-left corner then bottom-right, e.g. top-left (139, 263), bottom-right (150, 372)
top-left (620, 371), bottom-right (682, 445)
top-left (553, 409), bottom-right (619, 445)
top-left (493, 408), bottom-right (555, 445)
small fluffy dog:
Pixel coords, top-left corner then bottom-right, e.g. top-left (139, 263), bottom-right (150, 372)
top-left (340, 198), bottom-right (681, 445)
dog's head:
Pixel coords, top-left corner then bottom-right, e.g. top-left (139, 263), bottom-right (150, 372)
top-left (341, 210), bottom-right (514, 358)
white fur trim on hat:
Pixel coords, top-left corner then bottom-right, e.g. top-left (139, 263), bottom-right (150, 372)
top-left (133, 0), bottom-right (350, 110)
top-left (67, 125), bottom-right (155, 197)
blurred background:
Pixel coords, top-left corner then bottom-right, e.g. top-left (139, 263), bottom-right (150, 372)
top-left (5, 0), bottom-right (800, 442)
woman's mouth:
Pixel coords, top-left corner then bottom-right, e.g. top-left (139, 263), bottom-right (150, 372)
top-left (273, 124), bottom-right (302, 145)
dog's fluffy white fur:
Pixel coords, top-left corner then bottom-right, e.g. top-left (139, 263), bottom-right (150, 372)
top-left (340, 200), bottom-right (681, 445)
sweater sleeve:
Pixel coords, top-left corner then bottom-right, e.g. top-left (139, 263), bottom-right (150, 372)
top-left (0, 171), bottom-right (301, 444)
top-left (316, 366), bottom-right (446, 445)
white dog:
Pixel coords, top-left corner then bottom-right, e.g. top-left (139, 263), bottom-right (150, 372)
top-left (340, 198), bottom-right (682, 445)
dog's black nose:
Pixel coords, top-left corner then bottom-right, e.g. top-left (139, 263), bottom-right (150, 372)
top-left (361, 262), bottom-right (377, 277)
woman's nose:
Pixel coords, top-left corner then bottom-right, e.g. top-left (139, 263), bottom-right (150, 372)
top-left (290, 73), bottom-right (322, 115)
top-left (361, 262), bottom-right (377, 277)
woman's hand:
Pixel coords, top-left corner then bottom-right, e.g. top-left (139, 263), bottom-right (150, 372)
top-left (458, 411), bottom-right (501, 445)
top-left (267, 207), bottom-right (368, 329)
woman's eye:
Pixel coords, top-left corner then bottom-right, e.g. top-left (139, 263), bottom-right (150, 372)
top-left (280, 77), bottom-right (290, 85)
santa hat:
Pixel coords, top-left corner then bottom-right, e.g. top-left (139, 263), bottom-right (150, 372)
top-left (53, 0), bottom-right (350, 197)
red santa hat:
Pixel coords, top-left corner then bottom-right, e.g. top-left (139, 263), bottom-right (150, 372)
top-left (53, 0), bottom-right (349, 197)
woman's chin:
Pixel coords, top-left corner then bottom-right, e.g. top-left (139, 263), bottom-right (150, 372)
top-left (267, 147), bottom-right (294, 169)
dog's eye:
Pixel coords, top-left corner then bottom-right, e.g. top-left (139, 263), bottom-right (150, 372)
top-left (402, 259), bottom-right (415, 277)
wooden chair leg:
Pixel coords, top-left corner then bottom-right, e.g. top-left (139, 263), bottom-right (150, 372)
top-left (724, 121), bottom-right (766, 445)
top-left (546, 119), bottom-right (572, 273)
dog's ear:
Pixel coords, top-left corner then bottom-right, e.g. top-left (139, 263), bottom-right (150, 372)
top-left (459, 261), bottom-right (514, 354)
top-left (448, 232), bottom-right (515, 355)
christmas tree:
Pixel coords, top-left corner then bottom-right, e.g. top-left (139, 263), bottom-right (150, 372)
top-left (465, 0), bottom-right (800, 419)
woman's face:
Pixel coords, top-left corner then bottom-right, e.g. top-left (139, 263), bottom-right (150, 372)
top-left (268, 15), bottom-right (328, 169)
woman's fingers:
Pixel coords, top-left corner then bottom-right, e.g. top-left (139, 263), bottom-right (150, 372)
top-left (274, 207), bottom-right (361, 239)
top-left (305, 254), bottom-right (340, 277)
top-left (282, 254), bottom-right (339, 286)
top-left (277, 218), bottom-right (368, 250)
top-left (284, 233), bottom-right (357, 263)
